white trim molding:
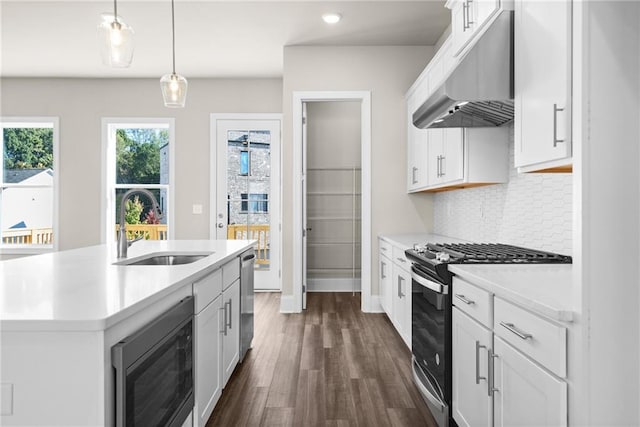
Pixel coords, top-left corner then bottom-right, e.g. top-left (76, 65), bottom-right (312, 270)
top-left (291, 91), bottom-right (372, 313)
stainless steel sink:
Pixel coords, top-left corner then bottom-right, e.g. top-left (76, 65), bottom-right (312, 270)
top-left (115, 252), bottom-right (213, 266)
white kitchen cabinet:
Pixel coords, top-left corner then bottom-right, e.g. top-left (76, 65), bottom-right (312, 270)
top-left (452, 277), bottom-right (568, 427)
top-left (391, 247), bottom-right (411, 348)
top-left (417, 127), bottom-right (508, 192)
top-left (514, 0), bottom-right (572, 172)
top-left (452, 308), bottom-right (492, 427)
top-left (221, 279), bottom-right (240, 385)
top-left (406, 84), bottom-right (429, 191)
top-left (379, 239), bottom-right (393, 316)
top-left (493, 336), bottom-right (567, 427)
top-left (448, 0), bottom-right (502, 57)
top-left (194, 293), bottom-right (223, 427)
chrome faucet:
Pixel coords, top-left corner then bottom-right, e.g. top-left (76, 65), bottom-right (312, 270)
top-left (117, 188), bottom-right (162, 259)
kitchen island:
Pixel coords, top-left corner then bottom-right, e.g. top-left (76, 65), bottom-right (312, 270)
top-left (0, 239), bottom-right (254, 427)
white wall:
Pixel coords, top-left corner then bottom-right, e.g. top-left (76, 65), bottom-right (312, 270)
top-left (0, 78), bottom-right (282, 250)
top-left (282, 45), bottom-right (436, 297)
top-left (573, 2), bottom-right (640, 425)
top-left (433, 125), bottom-right (573, 255)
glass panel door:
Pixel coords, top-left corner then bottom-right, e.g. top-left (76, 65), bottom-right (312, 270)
top-left (214, 118), bottom-right (280, 291)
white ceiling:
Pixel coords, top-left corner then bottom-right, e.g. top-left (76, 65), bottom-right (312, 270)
top-left (0, 0), bottom-right (450, 78)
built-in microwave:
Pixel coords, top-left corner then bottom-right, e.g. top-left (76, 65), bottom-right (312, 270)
top-left (112, 296), bottom-right (194, 427)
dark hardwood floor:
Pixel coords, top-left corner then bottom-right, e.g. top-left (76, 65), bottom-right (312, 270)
top-left (207, 292), bottom-right (437, 427)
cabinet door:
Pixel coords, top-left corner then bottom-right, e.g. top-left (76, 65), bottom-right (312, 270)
top-left (452, 308), bottom-right (492, 427)
top-left (450, 0), bottom-right (474, 56)
top-left (194, 295), bottom-right (223, 427)
top-left (514, 0), bottom-right (571, 169)
top-left (221, 279), bottom-right (240, 386)
top-left (407, 92), bottom-right (429, 192)
top-left (427, 129), bottom-right (444, 186)
top-left (440, 128), bottom-right (465, 184)
top-left (391, 263), bottom-right (411, 348)
top-left (493, 337), bottom-right (567, 427)
top-left (379, 253), bottom-right (392, 317)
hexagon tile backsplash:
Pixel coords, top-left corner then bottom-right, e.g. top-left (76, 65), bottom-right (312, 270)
top-left (433, 133), bottom-right (573, 255)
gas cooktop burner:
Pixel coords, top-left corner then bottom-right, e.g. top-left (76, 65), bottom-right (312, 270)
top-left (409, 243), bottom-right (572, 265)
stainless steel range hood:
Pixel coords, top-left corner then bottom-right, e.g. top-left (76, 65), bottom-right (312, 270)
top-left (413, 11), bottom-right (514, 129)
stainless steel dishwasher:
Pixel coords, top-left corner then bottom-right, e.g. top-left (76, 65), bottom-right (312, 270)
top-left (239, 248), bottom-right (255, 362)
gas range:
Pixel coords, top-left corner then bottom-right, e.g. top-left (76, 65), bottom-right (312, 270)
top-left (406, 242), bottom-right (572, 280)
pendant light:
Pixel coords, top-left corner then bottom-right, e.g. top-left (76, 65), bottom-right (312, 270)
top-left (160, 0), bottom-right (188, 108)
top-left (98, 0), bottom-right (134, 67)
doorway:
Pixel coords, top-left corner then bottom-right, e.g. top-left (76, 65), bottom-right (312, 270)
top-left (304, 101), bottom-right (362, 297)
top-left (211, 114), bottom-right (282, 291)
top-left (292, 91), bottom-right (372, 313)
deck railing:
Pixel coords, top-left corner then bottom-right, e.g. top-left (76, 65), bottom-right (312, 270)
top-left (115, 224), bottom-right (168, 241)
top-left (227, 224), bottom-right (269, 266)
top-left (2, 228), bottom-right (54, 245)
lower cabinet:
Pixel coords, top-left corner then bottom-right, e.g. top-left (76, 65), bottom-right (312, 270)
top-left (391, 249), bottom-right (412, 349)
top-left (493, 336), bottom-right (567, 427)
top-left (452, 277), bottom-right (568, 427)
top-left (194, 294), bottom-right (223, 427)
top-left (221, 279), bottom-right (240, 385)
top-left (378, 237), bottom-right (411, 349)
top-left (452, 308), bottom-right (492, 427)
top-left (193, 259), bottom-right (242, 427)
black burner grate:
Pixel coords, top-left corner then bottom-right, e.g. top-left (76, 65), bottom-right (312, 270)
top-left (427, 243), bottom-right (572, 263)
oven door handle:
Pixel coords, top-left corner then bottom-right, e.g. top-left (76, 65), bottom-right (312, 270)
top-left (411, 267), bottom-right (448, 295)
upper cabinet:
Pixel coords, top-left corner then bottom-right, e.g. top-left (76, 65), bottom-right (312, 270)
top-left (407, 80), bottom-right (430, 191)
top-left (514, 0), bottom-right (572, 172)
top-left (448, 0), bottom-right (505, 57)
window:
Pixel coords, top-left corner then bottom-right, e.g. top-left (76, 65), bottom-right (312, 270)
top-left (0, 118), bottom-right (59, 253)
top-left (102, 119), bottom-right (174, 243)
top-left (240, 193), bottom-right (268, 213)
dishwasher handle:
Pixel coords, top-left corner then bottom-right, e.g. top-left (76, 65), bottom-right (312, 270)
top-left (242, 253), bottom-right (256, 266)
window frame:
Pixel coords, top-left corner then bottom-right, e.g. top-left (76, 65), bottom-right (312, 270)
top-left (101, 118), bottom-right (175, 244)
top-left (0, 117), bottom-right (60, 255)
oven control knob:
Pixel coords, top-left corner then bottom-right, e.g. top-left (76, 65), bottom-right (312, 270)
top-left (436, 252), bottom-right (450, 262)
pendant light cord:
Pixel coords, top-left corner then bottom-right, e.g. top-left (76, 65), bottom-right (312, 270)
top-left (171, 0), bottom-right (176, 75)
top-left (113, 0), bottom-right (118, 24)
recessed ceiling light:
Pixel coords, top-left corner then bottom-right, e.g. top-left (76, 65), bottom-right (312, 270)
top-left (322, 13), bottom-right (342, 25)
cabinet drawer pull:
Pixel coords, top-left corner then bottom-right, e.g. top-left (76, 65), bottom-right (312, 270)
top-left (466, 0), bottom-right (474, 26)
top-left (488, 349), bottom-right (499, 397)
top-left (455, 294), bottom-right (475, 305)
top-left (397, 276), bottom-right (405, 298)
top-left (381, 246), bottom-right (388, 251)
top-left (500, 321), bottom-right (533, 340)
top-left (462, 2), bottom-right (468, 31)
top-left (227, 299), bottom-right (232, 330)
top-left (475, 340), bottom-right (486, 384)
top-left (396, 257), bottom-right (407, 263)
top-left (381, 261), bottom-right (387, 279)
top-left (412, 166), bottom-right (418, 184)
top-left (553, 103), bottom-right (565, 147)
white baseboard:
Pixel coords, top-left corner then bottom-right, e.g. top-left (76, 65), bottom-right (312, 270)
top-left (365, 295), bottom-right (383, 313)
top-left (279, 294), bottom-right (298, 313)
top-left (307, 278), bottom-right (361, 293)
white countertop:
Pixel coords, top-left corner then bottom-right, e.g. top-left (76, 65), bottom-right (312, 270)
top-left (449, 264), bottom-right (574, 322)
top-left (379, 232), bottom-right (469, 249)
top-left (0, 240), bottom-right (254, 332)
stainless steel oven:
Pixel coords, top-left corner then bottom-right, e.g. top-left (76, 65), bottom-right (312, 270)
top-left (411, 263), bottom-right (452, 427)
top-left (112, 296), bottom-right (194, 427)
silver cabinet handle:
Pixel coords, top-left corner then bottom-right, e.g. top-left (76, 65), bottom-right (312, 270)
top-left (441, 155), bottom-right (446, 177)
top-left (466, 0), bottom-right (474, 27)
top-left (553, 103), bottom-right (565, 147)
top-left (397, 276), bottom-right (405, 298)
top-left (488, 348), bottom-right (499, 397)
top-left (220, 306), bottom-right (227, 335)
top-left (396, 257), bottom-right (407, 263)
top-left (462, 2), bottom-right (468, 31)
top-left (381, 246), bottom-right (388, 252)
top-left (226, 299), bottom-right (232, 331)
top-left (475, 341), bottom-right (486, 384)
top-left (412, 166), bottom-right (418, 184)
top-left (455, 294), bottom-right (475, 305)
top-left (436, 155), bottom-right (442, 177)
top-left (381, 261), bottom-right (387, 279)
top-left (499, 322), bottom-right (533, 340)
